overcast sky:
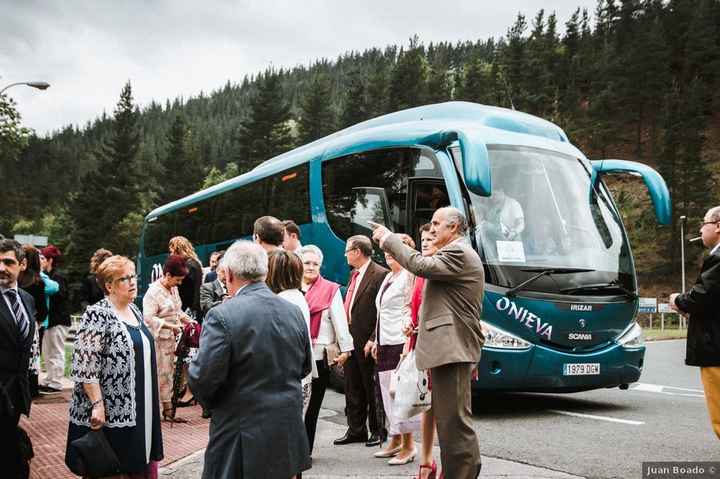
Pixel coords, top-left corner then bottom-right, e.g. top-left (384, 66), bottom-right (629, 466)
top-left (1, 0), bottom-right (598, 136)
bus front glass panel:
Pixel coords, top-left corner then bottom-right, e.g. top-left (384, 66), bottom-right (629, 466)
top-left (468, 145), bottom-right (635, 295)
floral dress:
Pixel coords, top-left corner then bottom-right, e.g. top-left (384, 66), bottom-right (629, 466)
top-left (142, 280), bottom-right (184, 405)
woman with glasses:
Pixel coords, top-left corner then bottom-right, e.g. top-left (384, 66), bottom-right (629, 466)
top-left (66, 256), bottom-right (163, 478)
top-left (142, 254), bottom-right (193, 422)
top-left (299, 244), bottom-right (354, 453)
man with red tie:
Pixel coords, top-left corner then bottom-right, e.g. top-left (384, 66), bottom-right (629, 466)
top-left (334, 235), bottom-right (387, 448)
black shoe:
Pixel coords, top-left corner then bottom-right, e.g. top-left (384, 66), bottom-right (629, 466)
top-left (365, 433), bottom-right (382, 447)
top-left (333, 430), bottom-right (368, 445)
top-left (38, 385), bottom-right (62, 395)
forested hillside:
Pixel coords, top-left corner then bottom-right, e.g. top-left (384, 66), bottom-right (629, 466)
top-left (1, 0), bottom-right (718, 297)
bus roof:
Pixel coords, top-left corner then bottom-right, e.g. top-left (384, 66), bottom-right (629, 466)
top-left (146, 101), bottom-right (573, 220)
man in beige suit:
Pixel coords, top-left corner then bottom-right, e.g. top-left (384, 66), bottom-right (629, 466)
top-left (372, 206), bottom-right (484, 479)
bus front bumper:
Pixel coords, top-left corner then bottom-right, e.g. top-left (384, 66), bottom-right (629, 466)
top-left (472, 342), bottom-right (645, 393)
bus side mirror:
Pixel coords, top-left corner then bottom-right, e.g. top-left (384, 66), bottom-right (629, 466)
top-left (591, 159), bottom-right (671, 225)
top-left (421, 128), bottom-right (492, 197)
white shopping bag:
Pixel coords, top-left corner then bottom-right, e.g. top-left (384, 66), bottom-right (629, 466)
top-left (392, 350), bottom-right (431, 419)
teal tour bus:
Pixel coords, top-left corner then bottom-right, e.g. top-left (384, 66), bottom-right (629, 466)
top-left (137, 101), bottom-right (671, 393)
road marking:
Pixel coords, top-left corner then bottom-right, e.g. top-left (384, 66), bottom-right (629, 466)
top-left (630, 382), bottom-right (705, 398)
top-left (633, 383), bottom-right (664, 393)
top-left (549, 409), bottom-right (644, 425)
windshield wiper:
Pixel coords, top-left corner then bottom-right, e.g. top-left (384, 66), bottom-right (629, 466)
top-left (560, 281), bottom-right (637, 298)
top-left (505, 268), bottom-right (594, 298)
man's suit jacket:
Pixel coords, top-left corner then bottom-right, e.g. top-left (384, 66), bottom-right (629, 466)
top-left (675, 248), bottom-right (720, 367)
top-left (188, 282), bottom-right (312, 479)
top-left (382, 235), bottom-right (484, 370)
top-left (199, 279), bottom-right (226, 321)
top-left (348, 260), bottom-right (388, 352)
top-left (0, 289), bottom-right (36, 417)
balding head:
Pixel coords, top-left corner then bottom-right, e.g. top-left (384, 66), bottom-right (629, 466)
top-left (700, 206), bottom-right (720, 250)
top-left (430, 207), bottom-right (467, 248)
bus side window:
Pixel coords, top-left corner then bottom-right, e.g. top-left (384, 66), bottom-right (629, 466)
top-left (322, 147), bottom-right (445, 261)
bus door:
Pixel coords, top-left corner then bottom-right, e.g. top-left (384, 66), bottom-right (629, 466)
top-left (406, 178), bottom-right (450, 246)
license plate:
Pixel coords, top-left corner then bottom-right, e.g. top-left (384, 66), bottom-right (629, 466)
top-left (563, 363), bottom-right (600, 376)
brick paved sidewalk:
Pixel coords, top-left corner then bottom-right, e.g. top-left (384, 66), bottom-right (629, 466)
top-left (21, 391), bottom-right (209, 479)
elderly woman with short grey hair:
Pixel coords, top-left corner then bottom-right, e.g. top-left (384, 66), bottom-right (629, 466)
top-left (189, 240), bottom-right (312, 479)
top-left (299, 244), bottom-right (354, 453)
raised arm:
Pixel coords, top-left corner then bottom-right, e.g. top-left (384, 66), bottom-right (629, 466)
top-left (382, 234), bottom-right (465, 282)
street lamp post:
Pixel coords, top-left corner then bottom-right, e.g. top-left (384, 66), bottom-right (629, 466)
top-left (680, 215), bottom-right (687, 329)
top-left (0, 81), bottom-right (51, 95)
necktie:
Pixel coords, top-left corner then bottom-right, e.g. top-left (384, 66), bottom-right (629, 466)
top-left (4, 289), bottom-right (29, 340)
top-left (343, 270), bottom-right (360, 324)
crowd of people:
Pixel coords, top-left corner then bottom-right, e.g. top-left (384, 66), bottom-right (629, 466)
top-left (1, 203), bottom-right (718, 479)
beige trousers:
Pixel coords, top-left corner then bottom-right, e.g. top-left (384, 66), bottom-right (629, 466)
top-left (42, 325), bottom-right (68, 389)
top-left (701, 366), bottom-right (720, 440)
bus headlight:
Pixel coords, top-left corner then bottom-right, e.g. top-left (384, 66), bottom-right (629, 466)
top-left (617, 322), bottom-right (644, 348)
top-left (481, 321), bottom-right (531, 349)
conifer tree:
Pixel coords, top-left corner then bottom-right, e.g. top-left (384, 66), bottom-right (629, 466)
top-left (366, 65), bottom-right (390, 118)
top-left (502, 13), bottom-right (528, 110)
top-left (340, 74), bottom-right (369, 128)
top-left (67, 168), bottom-right (109, 275)
top-left (457, 57), bottom-right (486, 103)
top-left (298, 73), bottom-right (336, 143)
top-left (388, 37), bottom-right (429, 111)
top-left (157, 113), bottom-right (204, 205)
top-left (89, 81), bottom-right (142, 256)
top-left (235, 70), bottom-right (294, 172)
top-left (426, 62), bottom-right (453, 104)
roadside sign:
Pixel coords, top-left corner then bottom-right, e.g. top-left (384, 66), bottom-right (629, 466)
top-left (658, 303), bottom-right (673, 314)
top-left (13, 234), bottom-right (48, 246)
top-left (638, 297), bottom-right (657, 314)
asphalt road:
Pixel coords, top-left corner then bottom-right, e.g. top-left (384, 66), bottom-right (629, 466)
top-left (323, 339), bottom-right (718, 479)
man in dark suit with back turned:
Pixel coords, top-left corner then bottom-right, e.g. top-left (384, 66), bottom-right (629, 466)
top-left (0, 239), bottom-right (36, 478)
top-left (670, 205), bottom-right (720, 441)
top-left (374, 207), bottom-right (484, 479)
top-left (334, 235), bottom-right (387, 447)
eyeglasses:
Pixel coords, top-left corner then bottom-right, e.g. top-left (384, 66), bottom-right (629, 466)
top-left (344, 247), bottom-right (358, 254)
top-left (700, 221), bottom-right (719, 228)
top-left (115, 274), bottom-right (137, 284)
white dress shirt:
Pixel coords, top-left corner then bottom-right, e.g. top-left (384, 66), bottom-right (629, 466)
top-left (375, 270), bottom-right (413, 346)
top-left (711, 242), bottom-right (720, 256)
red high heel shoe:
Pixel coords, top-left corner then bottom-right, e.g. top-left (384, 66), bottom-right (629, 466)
top-left (417, 459), bottom-right (437, 479)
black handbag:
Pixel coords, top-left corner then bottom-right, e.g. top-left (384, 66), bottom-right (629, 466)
top-left (66, 428), bottom-right (121, 478)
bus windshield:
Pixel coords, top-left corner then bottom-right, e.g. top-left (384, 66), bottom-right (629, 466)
top-left (468, 145), bottom-right (635, 296)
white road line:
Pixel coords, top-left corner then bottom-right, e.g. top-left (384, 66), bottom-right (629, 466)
top-left (633, 383), bottom-right (664, 393)
top-left (630, 382), bottom-right (705, 398)
top-left (549, 409), bottom-right (645, 425)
